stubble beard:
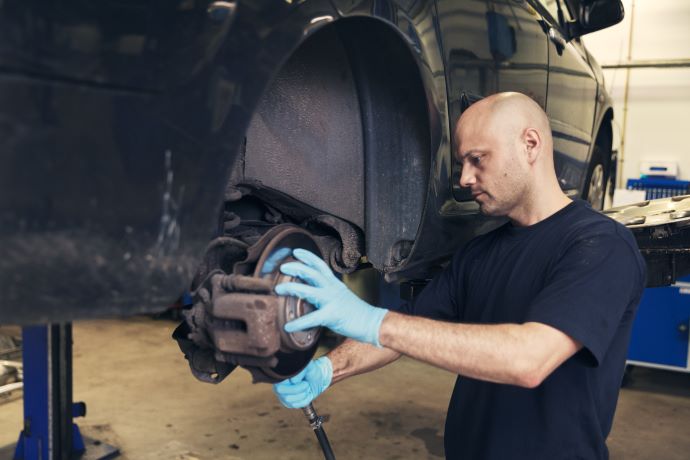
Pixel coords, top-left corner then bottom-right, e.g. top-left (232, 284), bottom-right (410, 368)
top-left (476, 193), bottom-right (500, 216)
top-left (476, 190), bottom-right (520, 217)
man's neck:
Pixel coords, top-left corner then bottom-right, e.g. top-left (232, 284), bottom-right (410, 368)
top-left (509, 189), bottom-right (572, 227)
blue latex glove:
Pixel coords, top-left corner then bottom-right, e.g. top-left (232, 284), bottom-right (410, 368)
top-left (273, 356), bottom-right (333, 409)
top-left (260, 247), bottom-right (292, 275)
top-left (274, 248), bottom-right (389, 347)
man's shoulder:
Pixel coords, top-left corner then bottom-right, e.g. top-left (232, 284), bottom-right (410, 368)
top-left (559, 200), bottom-right (646, 279)
top-left (564, 199), bottom-right (614, 226)
top-left (562, 200), bottom-right (639, 247)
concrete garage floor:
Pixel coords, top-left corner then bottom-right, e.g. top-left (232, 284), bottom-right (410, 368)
top-left (1, 317), bottom-right (689, 459)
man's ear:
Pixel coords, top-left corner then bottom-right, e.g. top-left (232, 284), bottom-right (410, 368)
top-left (523, 128), bottom-right (541, 165)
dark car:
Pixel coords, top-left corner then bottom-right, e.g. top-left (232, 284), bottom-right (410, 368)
top-left (0, 0), bottom-right (624, 376)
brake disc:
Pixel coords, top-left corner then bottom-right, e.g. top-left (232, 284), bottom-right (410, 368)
top-left (175, 224), bottom-right (324, 384)
top-left (245, 225), bottom-right (323, 382)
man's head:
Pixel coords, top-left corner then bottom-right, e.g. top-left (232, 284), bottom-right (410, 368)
top-left (454, 92), bottom-right (556, 220)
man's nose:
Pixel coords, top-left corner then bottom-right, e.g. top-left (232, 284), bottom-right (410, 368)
top-left (459, 165), bottom-right (476, 188)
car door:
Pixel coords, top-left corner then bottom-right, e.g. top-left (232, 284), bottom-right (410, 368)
top-left (530, 0), bottom-right (599, 195)
top-left (433, 0), bottom-right (549, 203)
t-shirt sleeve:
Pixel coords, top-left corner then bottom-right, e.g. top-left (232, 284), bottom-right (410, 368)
top-left (525, 227), bottom-right (645, 366)
top-left (391, 249), bottom-right (465, 321)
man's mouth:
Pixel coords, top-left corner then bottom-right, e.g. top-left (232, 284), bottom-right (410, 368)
top-left (472, 191), bottom-right (485, 199)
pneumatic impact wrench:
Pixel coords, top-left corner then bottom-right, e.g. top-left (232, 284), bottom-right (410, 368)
top-left (302, 403), bottom-right (335, 460)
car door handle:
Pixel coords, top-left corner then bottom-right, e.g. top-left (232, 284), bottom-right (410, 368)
top-left (548, 27), bottom-right (567, 52)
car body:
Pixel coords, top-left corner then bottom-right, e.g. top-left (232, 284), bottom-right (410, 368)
top-left (0, 0), bottom-right (622, 324)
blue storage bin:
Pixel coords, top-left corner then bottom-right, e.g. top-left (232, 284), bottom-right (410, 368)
top-left (626, 178), bottom-right (690, 200)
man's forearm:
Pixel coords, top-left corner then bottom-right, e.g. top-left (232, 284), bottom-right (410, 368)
top-left (326, 338), bottom-right (401, 384)
top-left (378, 311), bottom-right (580, 388)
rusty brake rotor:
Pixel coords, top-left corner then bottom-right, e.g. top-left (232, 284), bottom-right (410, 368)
top-left (175, 224), bottom-right (324, 384)
top-left (245, 225), bottom-right (323, 382)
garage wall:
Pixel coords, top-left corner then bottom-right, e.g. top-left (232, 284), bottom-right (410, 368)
top-left (583, 0), bottom-right (690, 186)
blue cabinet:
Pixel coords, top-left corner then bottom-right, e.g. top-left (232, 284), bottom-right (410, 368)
top-left (627, 279), bottom-right (690, 372)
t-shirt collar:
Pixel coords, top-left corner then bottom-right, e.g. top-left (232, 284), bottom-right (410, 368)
top-left (505, 200), bottom-right (580, 237)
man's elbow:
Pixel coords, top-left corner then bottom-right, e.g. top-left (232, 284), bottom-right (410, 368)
top-left (508, 324), bottom-right (580, 388)
top-left (511, 361), bottom-right (548, 389)
top-left (514, 371), bottom-right (545, 389)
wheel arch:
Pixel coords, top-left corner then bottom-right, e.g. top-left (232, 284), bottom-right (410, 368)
top-left (236, 16), bottom-right (435, 272)
top-left (581, 107), bottom-right (615, 207)
top-left (595, 108), bottom-right (614, 152)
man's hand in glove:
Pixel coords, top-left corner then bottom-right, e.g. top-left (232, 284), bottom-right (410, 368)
top-left (274, 249), bottom-right (389, 347)
top-left (273, 357), bottom-right (332, 408)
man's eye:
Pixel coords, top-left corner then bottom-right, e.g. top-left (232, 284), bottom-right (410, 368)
top-left (470, 155), bottom-right (482, 165)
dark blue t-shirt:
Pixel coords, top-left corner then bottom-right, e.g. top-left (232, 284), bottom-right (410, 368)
top-left (395, 200), bottom-right (646, 459)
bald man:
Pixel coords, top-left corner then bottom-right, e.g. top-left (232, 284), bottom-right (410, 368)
top-left (273, 92), bottom-right (646, 459)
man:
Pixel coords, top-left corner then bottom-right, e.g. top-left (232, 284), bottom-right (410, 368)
top-left (272, 92), bottom-right (646, 459)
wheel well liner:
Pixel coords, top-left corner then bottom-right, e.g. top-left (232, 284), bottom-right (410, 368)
top-left (239, 18), bottom-right (431, 271)
top-left (338, 19), bottom-right (431, 271)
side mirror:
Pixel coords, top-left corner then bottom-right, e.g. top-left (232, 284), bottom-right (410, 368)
top-left (567, 0), bottom-right (624, 39)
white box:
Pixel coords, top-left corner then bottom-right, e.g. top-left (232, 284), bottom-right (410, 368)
top-left (640, 160), bottom-right (678, 178)
top-left (611, 189), bottom-right (647, 208)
